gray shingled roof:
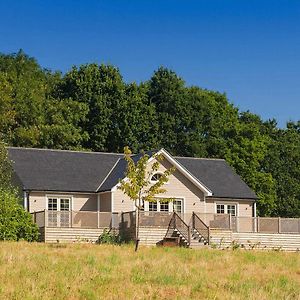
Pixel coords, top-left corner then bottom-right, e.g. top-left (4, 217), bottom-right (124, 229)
top-left (8, 147), bottom-right (257, 199)
top-left (8, 147), bottom-right (122, 193)
top-left (175, 157), bottom-right (257, 199)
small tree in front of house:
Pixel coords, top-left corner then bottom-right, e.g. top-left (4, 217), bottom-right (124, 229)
top-left (118, 147), bottom-right (175, 251)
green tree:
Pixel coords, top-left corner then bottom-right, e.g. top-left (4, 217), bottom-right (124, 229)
top-left (0, 140), bottom-right (13, 190)
top-left (116, 83), bottom-right (159, 153)
top-left (57, 64), bottom-right (125, 152)
top-left (223, 112), bottom-right (277, 216)
top-left (118, 147), bottom-right (175, 250)
top-left (262, 121), bottom-right (300, 217)
top-left (0, 140), bottom-right (39, 241)
top-left (0, 188), bottom-right (39, 241)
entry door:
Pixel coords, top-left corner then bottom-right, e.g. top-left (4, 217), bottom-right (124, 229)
top-left (47, 197), bottom-right (71, 227)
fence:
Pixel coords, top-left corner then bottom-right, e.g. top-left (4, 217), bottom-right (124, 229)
top-left (231, 216), bottom-right (300, 234)
top-left (31, 210), bottom-right (300, 235)
top-left (139, 211), bottom-right (173, 227)
top-left (31, 210), bottom-right (133, 229)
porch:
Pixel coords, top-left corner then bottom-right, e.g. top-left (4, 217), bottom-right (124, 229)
top-left (31, 210), bottom-right (300, 250)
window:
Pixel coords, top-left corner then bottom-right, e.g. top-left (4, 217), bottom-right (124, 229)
top-left (159, 202), bottom-right (169, 212)
top-left (149, 201), bottom-right (158, 212)
top-left (47, 197), bottom-right (71, 227)
top-left (173, 200), bottom-right (183, 213)
top-left (216, 204), bottom-right (225, 214)
top-left (48, 198), bottom-right (58, 211)
top-left (227, 205), bottom-right (236, 216)
top-left (48, 197), bottom-right (70, 211)
top-left (150, 173), bottom-right (163, 182)
top-left (60, 199), bottom-right (70, 211)
top-left (216, 203), bottom-right (237, 216)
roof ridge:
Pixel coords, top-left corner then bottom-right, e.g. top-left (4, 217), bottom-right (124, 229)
top-left (7, 146), bottom-right (124, 156)
top-left (175, 156), bottom-right (225, 161)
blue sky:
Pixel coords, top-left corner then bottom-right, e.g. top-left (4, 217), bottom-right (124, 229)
top-left (0, 0), bottom-right (299, 127)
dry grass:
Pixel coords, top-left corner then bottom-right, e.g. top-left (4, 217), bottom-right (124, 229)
top-left (0, 242), bottom-right (299, 300)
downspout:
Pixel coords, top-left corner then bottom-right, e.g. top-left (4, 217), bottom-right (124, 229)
top-left (23, 190), bottom-right (28, 211)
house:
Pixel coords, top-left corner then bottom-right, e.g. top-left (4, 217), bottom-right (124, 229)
top-left (8, 147), bottom-right (257, 217)
top-left (8, 147), bottom-right (300, 251)
top-left (8, 147), bottom-right (260, 246)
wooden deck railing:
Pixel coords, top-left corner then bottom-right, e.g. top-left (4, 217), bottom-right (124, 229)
top-left (231, 216), bottom-right (300, 234)
top-left (30, 210), bottom-right (300, 235)
top-left (165, 212), bottom-right (191, 245)
top-left (31, 210), bottom-right (134, 229)
top-left (192, 212), bottom-right (210, 244)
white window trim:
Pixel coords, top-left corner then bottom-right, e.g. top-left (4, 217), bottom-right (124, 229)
top-left (215, 202), bottom-right (239, 216)
top-left (149, 171), bottom-right (169, 185)
top-left (144, 196), bottom-right (185, 213)
top-left (46, 194), bottom-right (73, 211)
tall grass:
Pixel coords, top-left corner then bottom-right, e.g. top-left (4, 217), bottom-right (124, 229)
top-left (0, 242), bottom-right (299, 299)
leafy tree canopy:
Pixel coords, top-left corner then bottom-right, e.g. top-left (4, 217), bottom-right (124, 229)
top-left (0, 50), bottom-right (299, 217)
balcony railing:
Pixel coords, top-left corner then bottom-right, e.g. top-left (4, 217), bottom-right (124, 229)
top-left (31, 210), bottom-right (134, 229)
top-left (31, 210), bottom-right (300, 234)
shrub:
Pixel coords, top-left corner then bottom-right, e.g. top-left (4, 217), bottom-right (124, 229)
top-left (97, 229), bottom-right (123, 245)
top-left (0, 188), bottom-right (39, 241)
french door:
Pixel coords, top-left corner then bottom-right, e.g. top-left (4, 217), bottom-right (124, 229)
top-left (48, 197), bottom-right (71, 227)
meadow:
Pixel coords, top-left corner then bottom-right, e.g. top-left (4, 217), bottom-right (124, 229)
top-left (0, 242), bottom-right (299, 300)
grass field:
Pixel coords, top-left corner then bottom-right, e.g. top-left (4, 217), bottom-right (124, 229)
top-left (0, 242), bottom-right (299, 300)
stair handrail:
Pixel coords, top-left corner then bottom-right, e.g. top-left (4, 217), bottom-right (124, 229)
top-left (192, 212), bottom-right (210, 244)
top-left (165, 213), bottom-right (176, 239)
top-left (164, 212), bottom-right (191, 245)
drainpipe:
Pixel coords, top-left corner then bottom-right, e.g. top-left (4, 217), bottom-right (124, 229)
top-left (23, 190), bottom-right (28, 211)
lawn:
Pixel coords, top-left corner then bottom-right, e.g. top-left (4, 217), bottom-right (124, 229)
top-left (0, 242), bottom-right (299, 300)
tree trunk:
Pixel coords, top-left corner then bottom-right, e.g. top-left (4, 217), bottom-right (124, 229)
top-left (135, 195), bottom-right (141, 252)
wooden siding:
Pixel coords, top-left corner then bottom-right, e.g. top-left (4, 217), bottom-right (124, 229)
top-left (209, 229), bottom-right (300, 252)
top-left (209, 229), bottom-right (233, 248)
top-left (113, 157), bottom-right (205, 214)
top-left (232, 232), bottom-right (300, 252)
top-left (113, 189), bottom-right (135, 212)
top-left (139, 226), bottom-right (168, 246)
top-left (100, 192), bottom-right (111, 212)
top-left (206, 198), bottom-right (254, 217)
top-left (44, 227), bottom-right (106, 243)
top-left (28, 192), bottom-right (97, 213)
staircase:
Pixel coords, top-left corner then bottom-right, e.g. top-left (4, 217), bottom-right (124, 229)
top-left (163, 212), bottom-right (210, 249)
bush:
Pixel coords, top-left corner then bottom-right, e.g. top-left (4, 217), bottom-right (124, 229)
top-left (0, 188), bottom-right (39, 241)
top-left (97, 229), bottom-right (123, 245)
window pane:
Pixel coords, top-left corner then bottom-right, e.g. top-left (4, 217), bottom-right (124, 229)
top-left (149, 201), bottom-right (158, 212)
top-left (160, 202), bottom-right (169, 212)
top-left (151, 173), bottom-right (162, 182)
top-left (60, 198), bottom-right (70, 211)
top-left (216, 204), bottom-right (225, 214)
top-left (48, 198), bottom-right (57, 211)
top-left (227, 205), bottom-right (236, 216)
top-left (173, 200), bottom-right (182, 213)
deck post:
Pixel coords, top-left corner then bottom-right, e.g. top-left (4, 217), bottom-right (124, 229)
top-left (257, 217), bottom-right (260, 233)
top-left (278, 217), bottom-right (281, 233)
top-left (97, 211), bottom-right (100, 229)
top-left (70, 210), bottom-right (73, 228)
top-left (188, 225), bottom-right (191, 245)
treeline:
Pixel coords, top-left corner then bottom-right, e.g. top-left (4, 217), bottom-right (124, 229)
top-left (0, 50), bottom-right (299, 218)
